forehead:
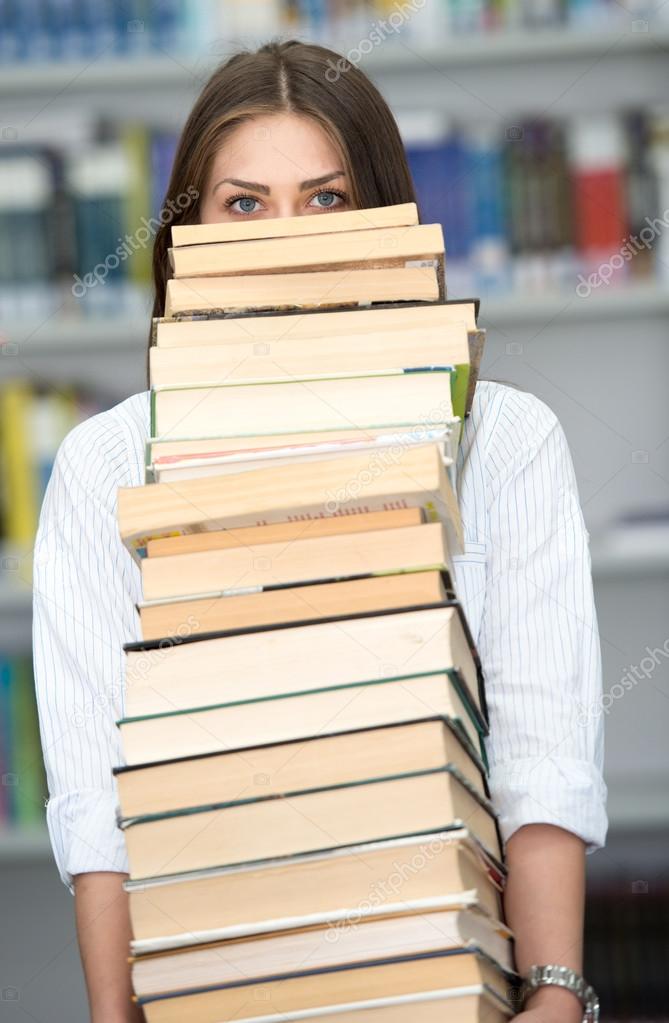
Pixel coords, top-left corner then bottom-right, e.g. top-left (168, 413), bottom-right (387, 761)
top-left (209, 113), bottom-right (344, 186)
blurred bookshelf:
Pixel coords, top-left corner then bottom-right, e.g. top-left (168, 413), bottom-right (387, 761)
top-left (3, 25), bottom-right (669, 97)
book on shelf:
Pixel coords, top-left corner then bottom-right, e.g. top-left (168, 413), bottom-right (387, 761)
top-left (113, 202), bottom-right (520, 1018)
top-left (0, 380), bottom-right (103, 561)
top-left (0, 657), bottom-right (47, 830)
top-left (1, 0), bottom-right (659, 70)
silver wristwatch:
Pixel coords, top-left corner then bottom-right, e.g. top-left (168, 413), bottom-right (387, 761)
top-left (520, 964), bottom-right (600, 1021)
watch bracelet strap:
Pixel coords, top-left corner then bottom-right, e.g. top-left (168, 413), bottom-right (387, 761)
top-left (520, 964), bottom-right (600, 1022)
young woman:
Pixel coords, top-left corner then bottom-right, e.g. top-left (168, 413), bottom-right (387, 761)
top-left (33, 40), bottom-right (606, 1023)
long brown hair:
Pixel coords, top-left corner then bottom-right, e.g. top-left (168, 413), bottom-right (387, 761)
top-left (150, 38), bottom-right (418, 363)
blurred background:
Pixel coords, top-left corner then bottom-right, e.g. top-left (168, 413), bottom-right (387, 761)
top-left (0, 1), bottom-right (668, 1020)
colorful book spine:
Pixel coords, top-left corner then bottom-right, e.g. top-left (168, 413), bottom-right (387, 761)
top-left (568, 114), bottom-right (630, 288)
top-left (9, 659), bottom-right (46, 826)
top-left (0, 382), bottom-right (102, 554)
top-left (0, 658), bottom-right (13, 823)
top-left (0, 381), bottom-right (38, 550)
top-left (0, 658), bottom-right (47, 828)
top-left (464, 122), bottom-right (510, 293)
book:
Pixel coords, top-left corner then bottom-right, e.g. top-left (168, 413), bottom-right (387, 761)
top-left (124, 829), bottom-right (504, 953)
top-left (164, 265), bottom-right (442, 318)
top-left (114, 717), bottom-right (489, 821)
top-left (117, 668), bottom-right (487, 770)
top-left (119, 765), bottom-right (502, 880)
top-left (168, 223), bottom-right (444, 279)
top-left (135, 947), bottom-right (518, 1023)
top-left (148, 319), bottom-right (469, 389)
top-left (568, 114), bottom-right (629, 282)
top-left (0, 381), bottom-right (38, 548)
top-left (137, 566), bottom-right (458, 642)
top-left (0, 657), bottom-right (47, 827)
top-left (144, 506), bottom-right (425, 557)
top-left (139, 521), bottom-right (457, 602)
top-left (143, 989), bottom-right (514, 1023)
top-left (9, 658), bottom-right (46, 825)
top-left (151, 367), bottom-right (457, 440)
top-left (146, 424), bottom-right (459, 488)
top-left (0, 381), bottom-right (101, 558)
top-left (152, 299), bottom-right (478, 347)
top-left (118, 443), bottom-right (463, 562)
top-left (130, 905), bottom-right (514, 998)
top-left (137, 570), bottom-right (467, 703)
top-left (122, 604), bottom-right (486, 726)
top-left (0, 659), bottom-right (13, 823)
top-left (170, 202), bottom-right (419, 247)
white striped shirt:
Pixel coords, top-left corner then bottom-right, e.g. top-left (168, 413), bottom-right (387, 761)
top-left (32, 380), bottom-right (608, 893)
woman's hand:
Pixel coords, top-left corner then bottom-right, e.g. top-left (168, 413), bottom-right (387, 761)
top-left (513, 1007), bottom-right (583, 1023)
top-left (513, 985), bottom-right (585, 1023)
top-left (514, 1012), bottom-right (570, 1023)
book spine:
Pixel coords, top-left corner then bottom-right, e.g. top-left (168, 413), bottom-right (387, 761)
top-left (648, 110), bottom-right (669, 285)
top-left (465, 124), bottom-right (510, 294)
top-left (0, 382), bottom-right (38, 548)
top-left (10, 659), bottom-right (46, 827)
top-left (123, 124), bottom-right (153, 286)
top-left (568, 114), bottom-right (630, 287)
top-left (0, 659), bottom-right (12, 824)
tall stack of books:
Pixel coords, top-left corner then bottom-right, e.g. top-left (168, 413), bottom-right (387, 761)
top-left (114, 203), bottom-right (521, 1022)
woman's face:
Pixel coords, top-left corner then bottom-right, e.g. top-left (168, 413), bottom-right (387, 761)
top-left (199, 112), bottom-right (354, 225)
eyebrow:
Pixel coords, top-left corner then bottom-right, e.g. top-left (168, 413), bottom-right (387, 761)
top-left (213, 170), bottom-right (346, 196)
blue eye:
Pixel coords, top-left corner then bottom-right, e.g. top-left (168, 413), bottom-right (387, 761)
top-left (233, 196), bottom-right (258, 214)
top-left (309, 190), bottom-right (345, 209)
top-left (224, 193), bottom-right (262, 215)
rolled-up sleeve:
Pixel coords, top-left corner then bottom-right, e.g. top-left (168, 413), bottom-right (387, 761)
top-left (479, 389), bottom-right (608, 855)
top-left (32, 417), bottom-right (141, 893)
